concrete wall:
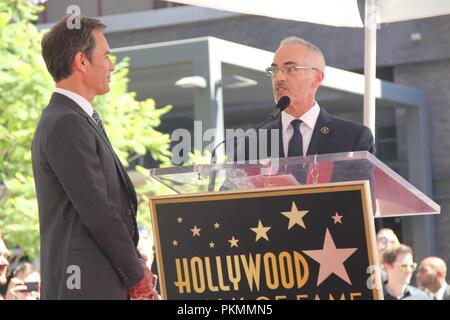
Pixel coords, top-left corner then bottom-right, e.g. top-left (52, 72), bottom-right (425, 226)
top-left (394, 59), bottom-right (450, 269)
top-left (106, 13), bottom-right (450, 71)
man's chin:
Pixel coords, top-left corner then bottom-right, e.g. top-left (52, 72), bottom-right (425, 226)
top-left (98, 86), bottom-right (110, 95)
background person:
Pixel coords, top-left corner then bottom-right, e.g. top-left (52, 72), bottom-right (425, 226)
top-left (4, 262), bottom-right (41, 300)
top-left (416, 256), bottom-right (450, 300)
top-left (0, 231), bottom-right (10, 300)
top-left (383, 244), bottom-right (430, 300)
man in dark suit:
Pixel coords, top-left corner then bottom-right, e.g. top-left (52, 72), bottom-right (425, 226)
top-left (235, 36), bottom-right (373, 162)
top-left (229, 37), bottom-right (374, 190)
top-left (32, 16), bottom-right (156, 299)
top-left (416, 257), bottom-right (450, 300)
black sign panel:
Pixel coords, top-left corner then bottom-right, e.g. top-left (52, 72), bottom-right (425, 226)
top-left (150, 182), bottom-right (382, 300)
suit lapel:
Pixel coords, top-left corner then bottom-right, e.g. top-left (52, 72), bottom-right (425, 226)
top-left (306, 108), bottom-right (333, 155)
top-left (278, 117), bottom-right (285, 158)
top-left (50, 93), bottom-right (136, 204)
top-left (444, 285), bottom-right (450, 300)
top-left (85, 117), bottom-right (137, 205)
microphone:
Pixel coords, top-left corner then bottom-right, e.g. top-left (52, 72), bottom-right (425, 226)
top-left (210, 96), bottom-right (291, 163)
top-left (268, 96), bottom-right (291, 120)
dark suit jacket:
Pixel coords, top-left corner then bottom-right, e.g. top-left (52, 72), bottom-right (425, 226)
top-left (234, 107), bottom-right (374, 161)
top-left (224, 107), bottom-right (375, 191)
top-left (32, 93), bottom-right (143, 299)
top-left (442, 284), bottom-right (450, 300)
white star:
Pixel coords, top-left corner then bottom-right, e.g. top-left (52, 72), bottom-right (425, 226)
top-left (303, 228), bottom-right (357, 286)
top-left (332, 212), bottom-right (343, 224)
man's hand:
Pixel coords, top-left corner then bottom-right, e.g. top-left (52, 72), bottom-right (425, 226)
top-left (129, 259), bottom-right (160, 300)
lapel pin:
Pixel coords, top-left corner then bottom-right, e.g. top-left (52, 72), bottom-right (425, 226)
top-left (320, 126), bottom-right (329, 134)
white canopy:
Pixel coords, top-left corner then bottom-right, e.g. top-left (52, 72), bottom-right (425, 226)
top-left (165, 0), bottom-right (364, 27)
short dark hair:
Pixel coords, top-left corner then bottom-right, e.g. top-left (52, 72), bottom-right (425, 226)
top-left (41, 15), bottom-right (106, 82)
top-left (13, 262), bottom-right (37, 278)
top-left (383, 244), bottom-right (413, 265)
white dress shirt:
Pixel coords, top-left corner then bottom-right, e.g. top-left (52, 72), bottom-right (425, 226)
top-left (55, 88), bottom-right (94, 118)
top-left (282, 102), bottom-right (321, 157)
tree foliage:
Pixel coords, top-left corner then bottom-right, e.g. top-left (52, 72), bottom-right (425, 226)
top-left (0, 0), bottom-right (172, 259)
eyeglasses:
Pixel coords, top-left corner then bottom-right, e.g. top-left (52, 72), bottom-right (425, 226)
top-left (265, 65), bottom-right (319, 77)
top-left (395, 262), bottom-right (417, 271)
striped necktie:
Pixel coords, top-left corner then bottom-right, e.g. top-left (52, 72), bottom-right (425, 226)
top-left (92, 110), bottom-right (109, 140)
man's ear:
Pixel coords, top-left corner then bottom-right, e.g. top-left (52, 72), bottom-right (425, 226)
top-left (313, 70), bottom-right (324, 88)
top-left (72, 51), bottom-right (87, 73)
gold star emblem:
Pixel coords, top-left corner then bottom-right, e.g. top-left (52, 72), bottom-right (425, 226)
top-left (213, 222), bottom-right (220, 229)
top-left (177, 217), bottom-right (183, 223)
top-left (172, 240), bottom-right (178, 247)
top-left (250, 220), bottom-right (271, 242)
top-left (228, 236), bottom-right (239, 248)
top-left (190, 225), bottom-right (201, 237)
top-left (332, 212), bottom-right (343, 224)
top-left (281, 201), bottom-right (309, 229)
top-left (209, 242), bottom-right (215, 248)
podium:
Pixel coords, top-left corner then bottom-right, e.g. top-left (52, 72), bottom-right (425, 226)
top-left (148, 151), bottom-right (440, 300)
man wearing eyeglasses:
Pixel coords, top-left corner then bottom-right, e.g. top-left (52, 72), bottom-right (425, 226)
top-left (254, 36), bottom-right (374, 161)
top-left (416, 256), bottom-right (450, 300)
top-left (382, 244), bottom-right (430, 300)
top-left (232, 36), bottom-right (374, 190)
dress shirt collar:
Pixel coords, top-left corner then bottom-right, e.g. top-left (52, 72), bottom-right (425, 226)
top-left (281, 102), bottom-right (320, 133)
top-left (55, 87), bottom-right (94, 118)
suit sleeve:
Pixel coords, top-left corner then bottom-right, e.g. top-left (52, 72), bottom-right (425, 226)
top-left (354, 126), bottom-right (375, 154)
top-left (46, 114), bottom-right (143, 289)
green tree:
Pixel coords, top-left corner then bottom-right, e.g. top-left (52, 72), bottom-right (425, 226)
top-left (0, 0), bottom-right (172, 259)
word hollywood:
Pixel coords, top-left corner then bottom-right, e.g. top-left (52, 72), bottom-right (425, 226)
top-left (174, 251), bottom-right (364, 300)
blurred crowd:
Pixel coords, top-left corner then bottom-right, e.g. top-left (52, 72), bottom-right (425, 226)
top-left (377, 228), bottom-right (450, 300)
top-left (1, 230), bottom-right (41, 300)
top-left (0, 229), bottom-right (157, 300)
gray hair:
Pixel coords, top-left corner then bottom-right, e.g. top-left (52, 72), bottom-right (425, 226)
top-left (279, 36), bottom-right (326, 68)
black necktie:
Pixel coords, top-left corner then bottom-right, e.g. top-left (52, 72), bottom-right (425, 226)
top-left (92, 110), bottom-right (109, 141)
top-left (288, 119), bottom-right (303, 157)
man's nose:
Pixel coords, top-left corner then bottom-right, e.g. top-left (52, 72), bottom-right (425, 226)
top-left (273, 70), bottom-right (286, 82)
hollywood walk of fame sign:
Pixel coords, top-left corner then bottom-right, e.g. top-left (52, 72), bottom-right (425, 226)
top-left (149, 181), bottom-right (383, 300)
